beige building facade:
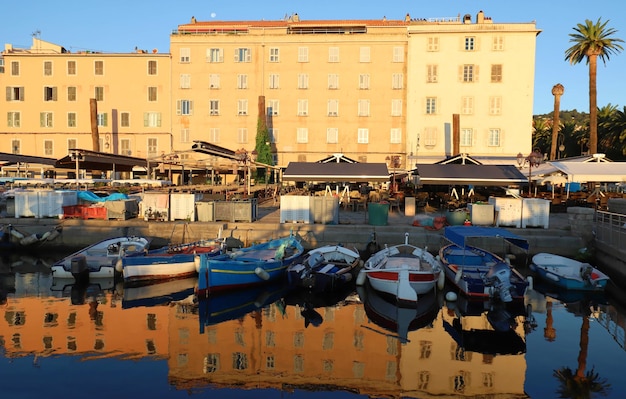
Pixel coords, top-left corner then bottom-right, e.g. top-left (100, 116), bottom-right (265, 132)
top-left (0, 10), bottom-right (539, 177)
top-left (0, 38), bottom-right (172, 176)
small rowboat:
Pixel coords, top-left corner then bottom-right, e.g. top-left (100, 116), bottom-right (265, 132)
top-left (357, 232), bottom-right (444, 305)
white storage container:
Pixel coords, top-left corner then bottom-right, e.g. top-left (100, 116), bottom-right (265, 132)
top-left (468, 203), bottom-right (494, 226)
top-left (311, 196), bottom-right (339, 224)
top-left (522, 198), bottom-right (550, 228)
top-left (488, 197), bottom-right (522, 228)
top-left (141, 192), bottom-right (169, 221)
top-left (196, 201), bottom-right (215, 222)
top-left (14, 191), bottom-right (40, 218)
top-left (40, 190), bottom-right (78, 218)
top-left (280, 195), bottom-right (311, 223)
top-left (169, 193), bottom-right (197, 221)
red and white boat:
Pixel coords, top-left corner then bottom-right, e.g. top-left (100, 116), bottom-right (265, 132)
top-left (357, 233), bottom-right (444, 305)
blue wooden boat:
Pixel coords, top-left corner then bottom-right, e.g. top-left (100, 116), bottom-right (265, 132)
top-left (196, 234), bottom-right (304, 297)
top-left (439, 226), bottom-right (530, 303)
top-left (530, 252), bottom-right (609, 291)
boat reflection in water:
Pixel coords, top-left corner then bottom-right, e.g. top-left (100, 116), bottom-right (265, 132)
top-left (3, 268), bottom-right (625, 398)
top-left (444, 294), bottom-right (532, 356)
top-left (198, 282), bottom-right (289, 331)
top-left (356, 281), bottom-right (440, 344)
top-left (121, 277), bottom-right (197, 309)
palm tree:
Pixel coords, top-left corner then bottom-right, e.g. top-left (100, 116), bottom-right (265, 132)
top-left (564, 18), bottom-right (624, 155)
top-left (597, 104), bottom-right (620, 158)
top-left (550, 84), bottom-right (565, 160)
top-left (532, 117), bottom-right (552, 154)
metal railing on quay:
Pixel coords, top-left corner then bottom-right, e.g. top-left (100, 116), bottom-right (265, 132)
top-left (595, 210), bottom-right (626, 248)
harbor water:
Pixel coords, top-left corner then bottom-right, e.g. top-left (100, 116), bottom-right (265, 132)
top-left (1, 251), bottom-right (626, 398)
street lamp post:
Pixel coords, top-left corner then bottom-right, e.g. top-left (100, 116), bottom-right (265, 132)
top-left (70, 150), bottom-right (85, 191)
top-left (386, 155), bottom-right (401, 193)
top-left (517, 150), bottom-right (543, 196)
top-left (557, 133), bottom-right (566, 159)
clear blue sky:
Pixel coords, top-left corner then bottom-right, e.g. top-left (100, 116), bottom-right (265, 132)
top-left (3, 0), bottom-right (626, 115)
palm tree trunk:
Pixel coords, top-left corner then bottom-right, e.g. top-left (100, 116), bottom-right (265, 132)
top-left (550, 84), bottom-right (564, 160)
top-left (588, 54), bottom-right (598, 154)
top-left (90, 98), bottom-right (100, 152)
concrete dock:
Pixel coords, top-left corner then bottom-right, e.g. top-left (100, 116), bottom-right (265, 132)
top-left (3, 201), bottom-right (585, 259)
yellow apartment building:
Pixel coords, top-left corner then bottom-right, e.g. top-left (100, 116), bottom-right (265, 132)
top-left (171, 10), bottom-right (539, 170)
top-left (0, 10), bottom-right (539, 178)
top-left (0, 38), bottom-right (172, 175)
top-left (407, 11), bottom-right (540, 164)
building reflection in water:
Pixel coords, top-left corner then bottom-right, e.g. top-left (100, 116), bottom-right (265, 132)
top-left (1, 272), bottom-right (618, 397)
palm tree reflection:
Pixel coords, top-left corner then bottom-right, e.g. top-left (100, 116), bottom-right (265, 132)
top-left (553, 298), bottom-right (611, 397)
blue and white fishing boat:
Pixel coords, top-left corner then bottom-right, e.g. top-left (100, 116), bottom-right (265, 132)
top-left (117, 238), bottom-right (225, 283)
top-left (439, 226), bottom-right (530, 302)
top-left (196, 233), bottom-right (304, 297)
top-left (530, 252), bottom-right (609, 291)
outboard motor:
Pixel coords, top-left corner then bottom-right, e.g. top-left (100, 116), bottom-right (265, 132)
top-left (485, 262), bottom-right (513, 303)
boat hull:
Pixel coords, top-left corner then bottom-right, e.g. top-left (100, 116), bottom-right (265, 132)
top-left (122, 256), bottom-right (198, 282)
top-left (120, 239), bottom-right (223, 283)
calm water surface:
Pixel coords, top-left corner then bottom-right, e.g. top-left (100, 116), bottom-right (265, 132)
top-left (1, 252), bottom-right (626, 399)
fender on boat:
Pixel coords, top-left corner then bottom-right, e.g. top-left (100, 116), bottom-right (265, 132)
top-left (255, 267), bottom-right (270, 281)
top-left (454, 268), bottom-right (463, 283)
top-left (437, 270), bottom-right (445, 290)
top-left (194, 254), bottom-right (201, 273)
top-left (356, 269), bottom-right (367, 286)
top-left (115, 258), bottom-right (124, 273)
top-left (546, 272), bottom-right (560, 282)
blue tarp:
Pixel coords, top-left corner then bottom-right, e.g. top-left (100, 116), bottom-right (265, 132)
top-left (443, 225), bottom-right (530, 251)
top-left (77, 191), bottom-right (129, 203)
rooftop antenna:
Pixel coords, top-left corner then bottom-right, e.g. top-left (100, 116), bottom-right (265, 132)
top-left (32, 30), bottom-right (41, 52)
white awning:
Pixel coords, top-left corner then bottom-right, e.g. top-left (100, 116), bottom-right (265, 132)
top-left (550, 161), bottom-right (626, 183)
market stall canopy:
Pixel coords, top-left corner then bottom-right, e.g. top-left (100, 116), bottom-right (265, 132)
top-left (550, 161), bottom-right (626, 183)
top-left (55, 149), bottom-right (147, 172)
top-left (0, 152), bottom-right (57, 166)
top-left (191, 140), bottom-right (238, 160)
top-left (283, 162), bottom-right (389, 182)
top-left (413, 164), bottom-right (527, 186)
